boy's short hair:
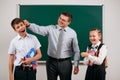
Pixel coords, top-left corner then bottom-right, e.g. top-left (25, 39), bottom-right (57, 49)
top-left (11, 18), bottom-right (23, 29)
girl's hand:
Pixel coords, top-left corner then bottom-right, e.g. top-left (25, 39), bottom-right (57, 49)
top-left (81, 52), bottom-right (88, 57)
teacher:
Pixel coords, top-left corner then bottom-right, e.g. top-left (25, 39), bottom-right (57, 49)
top-left (24, 12), bottom-right (80, 80)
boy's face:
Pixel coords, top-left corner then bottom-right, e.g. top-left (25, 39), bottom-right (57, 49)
top-left (58, 14), bottom-right (71, 28)
top-left (14, 22), bottom-right (26, 35)
top-left (89, 30), bottom-right (101, 45)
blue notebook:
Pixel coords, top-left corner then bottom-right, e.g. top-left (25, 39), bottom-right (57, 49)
top-left (25, 48), bottom-right (36, 65)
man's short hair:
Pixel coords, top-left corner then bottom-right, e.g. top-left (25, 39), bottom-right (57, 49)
top-left (61, 12), bottom-right (72, 22)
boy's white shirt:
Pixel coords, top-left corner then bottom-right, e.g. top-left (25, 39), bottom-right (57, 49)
top-left (8, 33), bottom-right (41, 66)
top-left (83, 41), bottom-right (108, 65)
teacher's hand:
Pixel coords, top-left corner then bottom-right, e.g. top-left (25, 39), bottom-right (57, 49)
top-left (74, 66), bottom-right (79, 74)
top-left (23, 20), bottom-right (30, 27)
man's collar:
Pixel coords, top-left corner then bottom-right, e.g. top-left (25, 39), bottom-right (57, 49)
top-left (56, 25), bottom-right (68, 32)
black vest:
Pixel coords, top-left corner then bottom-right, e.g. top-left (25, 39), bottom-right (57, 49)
top-left (88, 43), bottom-right (106, 67)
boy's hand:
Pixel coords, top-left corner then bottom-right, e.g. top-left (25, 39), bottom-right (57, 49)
top-left (23, 20), bottom-right (30, 27)
top-left (22, 58), bottom-right (32, 65)
top-left (10, 74), bottom-right (14, 80)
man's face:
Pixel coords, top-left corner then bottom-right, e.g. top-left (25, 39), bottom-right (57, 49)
top-left (58, 14), bottom-right (71, 28)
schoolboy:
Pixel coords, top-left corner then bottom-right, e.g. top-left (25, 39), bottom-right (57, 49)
top-left (8, 18), bottom-right (42, 80)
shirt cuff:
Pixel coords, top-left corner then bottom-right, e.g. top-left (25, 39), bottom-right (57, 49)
top-left (74, 60), bottom-right (79, 67)
top-left (88, 55), bottom-right (94, 63)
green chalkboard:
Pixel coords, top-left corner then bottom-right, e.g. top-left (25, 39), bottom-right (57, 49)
top-left (19, 5), bottom-right (102, 61)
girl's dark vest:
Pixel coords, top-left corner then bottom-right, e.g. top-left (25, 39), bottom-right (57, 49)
top-left (88, 43), bottom-right (108, 68)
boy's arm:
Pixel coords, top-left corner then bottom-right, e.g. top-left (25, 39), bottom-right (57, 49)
top-left (32, 48), bottom-right (42, 62)
top-left (23, 48), bottom-right (42, 64)
top-left (9, 54), bottom-right (14, 80)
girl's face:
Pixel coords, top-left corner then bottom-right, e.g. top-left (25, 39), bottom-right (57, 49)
top-left (89, 30), bottom-right (101, 45)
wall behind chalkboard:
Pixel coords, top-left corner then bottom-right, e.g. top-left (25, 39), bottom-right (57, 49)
top-left (19, 5), bottom-right (102, 61)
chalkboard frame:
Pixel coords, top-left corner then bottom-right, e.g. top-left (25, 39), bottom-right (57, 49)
top-left (19, 5), bottom-right (103, 63)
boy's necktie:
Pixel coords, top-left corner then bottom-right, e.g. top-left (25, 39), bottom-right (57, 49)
top-left (57, 29), bottom-right (64, 59)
